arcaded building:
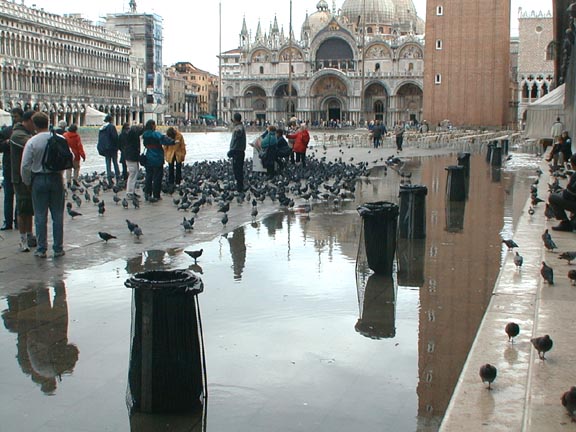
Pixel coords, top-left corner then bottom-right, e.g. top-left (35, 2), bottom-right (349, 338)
top-left (220, 0), bottom-right (425, 127)
top-left (0, 1), bottom-right (132, 125)
top-left (423, 0), bottom-right (511, 128)
top-left (517, 10), bottom-right (555, 127)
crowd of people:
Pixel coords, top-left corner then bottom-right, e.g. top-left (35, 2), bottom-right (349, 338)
top-left (0, 109), bottom-right (186, 258)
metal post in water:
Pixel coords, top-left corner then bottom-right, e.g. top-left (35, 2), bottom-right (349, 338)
top-left (486, 141), bottom-right (495, 163)
top-left (398, 184), bottom-right (428, 239)
top-left (457, 152), bottom-right (471, 178)
top-left (491, 141), bottom-right (502, 167)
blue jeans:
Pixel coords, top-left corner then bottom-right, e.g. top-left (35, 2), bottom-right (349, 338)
top-left (2, 177), bottom-right (14, 227)
top-left (31, 173), bottom-right (65, 254)
top-left (105, 153), bottom-right (120, 182)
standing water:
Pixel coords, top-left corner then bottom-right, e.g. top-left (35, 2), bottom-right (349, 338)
top-left (0, 150), bottom-right (538, 431)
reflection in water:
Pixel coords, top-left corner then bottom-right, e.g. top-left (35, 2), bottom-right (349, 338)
top-left (1, 281), bottom-right (79, 394)
top-left (126, 270), bottom-right (206, 430)
top-left (262, 212), bottom-right (284, 237)
top-left (126, 249), bottom-right (181, 274)
top-left (397, 238), bottom-right (426, 287)
top-left (227, 226), bottom-right (247, 280)
top-left (355, 266), bottom-right (397, 339)
top-left (445, 200), bottom-right (466, 233)
top-left (491, 167), bottom-right (502, 183)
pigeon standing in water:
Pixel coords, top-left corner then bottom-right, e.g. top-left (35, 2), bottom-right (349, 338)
top-left (514, 252), bottom-right (523, 270)
top-left (505, 322), bottom-right (520, 343)
top-left (479, 364), bottom-right (497, 389)
top-left (221, 213), bottom-right (229, 227)
top-left (502, 239), bottom-right (518, 251)
top-left (561, 387), bottom-right (576, 421)
top-left (531, 335), bottom-right (553, 360)
top-left (98, 232), bottom-right (116, 243)
top-left (541, 261), bottom-right (554, 284)
top-left (559, 251), bottom-right (576, 265)
top-left (185, 249), bottom-right (203, 264)
top-left (542, 229), bottom-right (557, 251)
top-left (568, 269), bottom-right (576, 285)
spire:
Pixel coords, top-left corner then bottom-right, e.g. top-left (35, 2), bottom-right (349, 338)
top-left (255, 19), bottom-right (263, 43)
top-left (241, 16), bottom-right (248, 36)
top-left (129, 0), bottom-right (137, 13)
top-left (272, 15), bottom-right (279, 34)
top-left (332, 0), bottom-right (336, 14)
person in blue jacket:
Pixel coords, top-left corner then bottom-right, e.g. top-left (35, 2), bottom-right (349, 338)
top-left (142, 120), bottom-right (174, 202)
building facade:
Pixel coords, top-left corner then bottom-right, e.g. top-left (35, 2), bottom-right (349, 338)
top-left (0, 0), bottom-right (132, 125)
top-left (423, 0), bottom-right (511, 128)
top-left (173, 62), bottom-right (218, 117)
top-left (517, 9), bottom-right (555, 127)
top-left (105, 7), bottom-right (165, 123)
top-left (220, 0), bottom-right (425, 127)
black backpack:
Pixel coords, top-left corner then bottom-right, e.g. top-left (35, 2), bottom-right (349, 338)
top-left (42, 126), bottom-right (73, 171)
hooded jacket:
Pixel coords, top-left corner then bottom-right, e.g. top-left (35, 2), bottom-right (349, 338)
top-left (63, 131), bottom-right (86, 162)
top-left (164, 130), bottom-right (186, 163)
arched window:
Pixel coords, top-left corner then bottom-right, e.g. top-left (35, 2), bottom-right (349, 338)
top-left (367, 27), bottom-right (373, 34)
top-left (541, 82), bottom-right (549, 96)
top-left (546, 41), bottom-right (555, 61)
top-left (522, 82), bottom-right (529, 100)
top-left (259, 66), bottom-right (264, 74)
top-left (375, 63), bottom-right (380, 72)
top-left (530, 83), bottom-right (538, 99)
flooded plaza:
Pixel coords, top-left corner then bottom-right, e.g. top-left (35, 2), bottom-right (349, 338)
top-left (0, 146), bottom-right (539, 431)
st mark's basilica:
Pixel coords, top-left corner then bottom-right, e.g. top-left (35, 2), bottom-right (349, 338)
top-left (220, 0), bottom-right (425, 126)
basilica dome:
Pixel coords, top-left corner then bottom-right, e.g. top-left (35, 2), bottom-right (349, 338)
top-left (307, 0), bottom-right (333, 34)
top-left (340, 0), bottom-right (420, 32)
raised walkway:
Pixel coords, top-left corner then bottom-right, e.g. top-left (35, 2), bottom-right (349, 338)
top-left (440, 160), bottom-right (576, 431)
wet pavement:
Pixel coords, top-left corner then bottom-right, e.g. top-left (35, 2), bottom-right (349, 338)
top-left (0, 143), bottom-right (554, 432)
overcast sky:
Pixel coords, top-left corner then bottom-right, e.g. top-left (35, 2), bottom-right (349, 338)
top-left (26, 0), bottom-right (551, 74)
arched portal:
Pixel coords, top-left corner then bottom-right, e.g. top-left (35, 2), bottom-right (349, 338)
top-left (364, 82), bottom-right (388, 123)
top-left (274, 83), bottom-right (298, 117)
top-left (311, 74), bottom-right (349, 123)
top-left (244, 85), bottom-right (267, 124)
top-left (323, 97), bottom-right (342, 122)
top-left (396, 83), bottom-right (423, 124)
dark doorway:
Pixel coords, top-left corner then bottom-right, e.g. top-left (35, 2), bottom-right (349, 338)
top-left (328, 108), bottom-right (340, 121)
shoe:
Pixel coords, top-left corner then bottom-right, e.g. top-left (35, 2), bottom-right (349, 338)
top-left (149, 197), bottom-right (158, 203)
top-left (552, 220), bottom-right (573, 232)
top-left (19, 242), bottom-right (30, 252)
top-left (34, 250), bottom-right (47, 258)
top-left (53, 250), bottom-right (66, 258)
top-left (0, 223), bottom-right (12, 231)
top-left (27, 235), bottom-right (37, 248)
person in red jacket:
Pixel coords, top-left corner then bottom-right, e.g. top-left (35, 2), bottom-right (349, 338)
top-left (63, 124), bottom-right (86, 187)
top-left (287, 122), bottom-right (310, 168)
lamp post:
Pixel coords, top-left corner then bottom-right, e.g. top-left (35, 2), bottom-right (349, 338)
top-left (359, 0), bottom-right (366, 127)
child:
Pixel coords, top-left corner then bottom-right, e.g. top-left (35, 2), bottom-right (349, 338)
top-left (63, 124), bottom-right (86, 186)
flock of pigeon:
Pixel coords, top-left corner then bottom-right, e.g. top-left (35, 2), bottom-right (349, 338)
top-left (63, 151), bottom-right (386, 258)
top-left (493, 164), bottom-right (576, 421)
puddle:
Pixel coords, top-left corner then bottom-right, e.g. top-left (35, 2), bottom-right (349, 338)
top-left (0, 152), bottom-right (538, 431)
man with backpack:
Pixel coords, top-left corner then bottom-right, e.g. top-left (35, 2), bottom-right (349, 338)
top-left (20, 112), bottom-right (66, 258)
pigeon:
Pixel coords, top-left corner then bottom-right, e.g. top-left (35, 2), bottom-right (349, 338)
top-left (541, 261), bottom-right (554, 284)
top-left (218, 202), bottom-right (230, 214)
top-left (221, 213), bottom-right (228, 227)
top-left (251, 206), bottom-right (258, 220)
top-left (559, 251), bottom-right (576, 265)
top-left (479, 364), bottom-right (497, 390)
top-left (98, 232), bottom-right (116, 243)
top-left (502, 239), bottom-right (518, 250)
top-left (530, 335), bottom-right (553, 360)
top-left (184, 249), bottom-right (203, 264)
top-left (98, 201), bottom-right (105, 216)
top-left (126, 219), bottom-right (138, 234)
top-left (132, 197), bottom-right (140, 209)
top-left (122, 198), bottom-right (129, 209)
top-left (514, 252), bottom-right (523, 269)
top-left (67, 208), bottom-right (82, 218)
top-left (182, 216), bottom-right (194, 232)
top-left (569, 269), bottom-right (576, 285)
top-left (531, 195), bottom-right (544, 206)
top-left (505, 322), bottom-right (520, 343)
top-left (542, 229), bottom-right (557, 251)
top-left (113, 195), bottom-right (121, 205)
top-left (561, 387), bottom-right (576, 421)
top-left (133, 226), bottom-right (143, 239)
top-left (544, 203), bottom-right (555, 219)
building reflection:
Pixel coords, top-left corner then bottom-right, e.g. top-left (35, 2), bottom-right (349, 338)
top-left (227, 226), bottom-right (247, 281)
top-left (416, 155), bottom-right (505, 428)
top-left (125, 249), bottom-right (181, 274)
top-left (1, 281), bottom-right (79, 394)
